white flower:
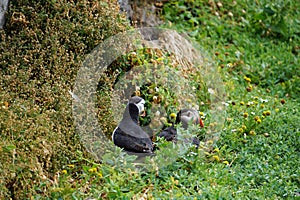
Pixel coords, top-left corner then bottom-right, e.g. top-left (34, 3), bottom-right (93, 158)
top-left (208, 88), bottom-right (215, 95)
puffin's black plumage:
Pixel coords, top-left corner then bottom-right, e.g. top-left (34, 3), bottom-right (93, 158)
top-left (158, 108), bottom-right (201, 148)
top-left (176, 108), bottom-right (201, 129)
top-left (158, 125), bottom-right (177, 142)
top-left (112, 96), bottom-right (153, 153)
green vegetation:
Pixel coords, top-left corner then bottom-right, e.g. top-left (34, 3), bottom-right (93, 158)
top-left (1, 0), bottom-right (299, 199)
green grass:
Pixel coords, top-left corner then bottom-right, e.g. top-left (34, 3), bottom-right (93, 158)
top-left (1, 0), bottom-right (299, 199)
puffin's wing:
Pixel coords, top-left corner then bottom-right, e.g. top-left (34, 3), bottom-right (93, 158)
top-left (113, 128), bottom-right (153, 153)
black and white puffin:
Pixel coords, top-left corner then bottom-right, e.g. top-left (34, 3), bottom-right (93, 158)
top-left (112, 96), bottom-right (153, 153)
top-left (176, 108), bottom-right (202, 129)
top-left (158, 108), bottom-right (202, 147)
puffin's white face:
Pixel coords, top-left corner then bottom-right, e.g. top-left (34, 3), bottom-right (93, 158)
top-left (136, 99), bottom-right (145, 115)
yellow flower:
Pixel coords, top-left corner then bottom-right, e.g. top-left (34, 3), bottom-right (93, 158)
top-left (223, 160), bottom-right (229, 165)
top-left (244, 76), bottom-right (251, 82)
top-left (199, 112), bottom-right (204, 116)
top-left (97, 173), bottom-right (103, 178)
top-left (240, 101), bottom-right (245, 105)
top-left (243, 112), bottom-right (249, 118)
top-left (241, 125), bottom-right (247, 130)
top-left (67, 164), bottom-right (74, 168)
top-left (275, 108), bottom-right (279, 112)
top-left (214, 148), bottom-right (220, 153)
top-left (254, 116), bottom-right (260, 121)
top-left (256, 118), bottom-right (262, 124)
top-left (239, 128), bottom-right (244, 133)
top-left (212, 155), bottom-right (220, 162)
top-left (246, 102), bottom-right (252, 107)
top-left (88, 168), bottom-right (97, 173)
top-left (135, 90), bottom-right (141, 96)
top-left (260, 104), bottom-right (265, 108)
top-left (170, 113), bottom-right (177, 119)
top-left (62, 170), bottom-right (67, 174)
top-left (263, 110), bottom-right (271, 116)
top-left (249, 130), bottom-right (256, 135)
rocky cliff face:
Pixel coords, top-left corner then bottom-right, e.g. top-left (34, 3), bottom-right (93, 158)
top-left (118, 0), bottom-right (168, 27)
top-left (0, 0), bottom-right (9, 29)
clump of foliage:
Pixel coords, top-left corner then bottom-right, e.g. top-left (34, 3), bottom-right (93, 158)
top-left (0, 0), bottom-right (127, 198)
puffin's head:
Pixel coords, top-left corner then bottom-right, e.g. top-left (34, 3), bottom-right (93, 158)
top-left (176, 109), bottom-right (201, 129)
top-left (129, 96), bottom-right (146, 116)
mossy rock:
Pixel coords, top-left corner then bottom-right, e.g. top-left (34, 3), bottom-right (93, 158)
top-left (0, 0), bottom-right (128, 198)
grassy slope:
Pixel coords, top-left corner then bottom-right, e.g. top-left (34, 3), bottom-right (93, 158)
top-left (0, 0), bottom-right (299, 199)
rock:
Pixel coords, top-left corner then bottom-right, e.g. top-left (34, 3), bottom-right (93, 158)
top-left (118, 0), bottom-right (133, 21)
top-left (118, 0), bottom-right (167, 27)
top-left (0, 0), bottom-right (9, 29)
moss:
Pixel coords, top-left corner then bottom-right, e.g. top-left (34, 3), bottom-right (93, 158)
top-left (0, 0), bottom-right (128, 198)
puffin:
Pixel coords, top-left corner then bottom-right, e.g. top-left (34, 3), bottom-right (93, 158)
top-left (176, 108), bottom-right (202, 129)
top-left (112, 96), bottom-right (154, 153)
top-left (158, 108), bottom-right (202, 147)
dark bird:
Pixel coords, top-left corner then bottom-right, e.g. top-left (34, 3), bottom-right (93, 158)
top-left (112, 96), bottom-right (153, 153)
top-left (158, 109), bottom-right (202, 148)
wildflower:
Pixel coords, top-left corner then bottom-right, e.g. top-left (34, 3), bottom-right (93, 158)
top-left (249, 130), bottom-right (256, 135)
top-left (212, 155), bottom-right (220, 162)
top-left (62, 170), bottom-right (67, 174)
top-left (260, 104), bottom-right (265, 108)
top-left (214, 148), bottom-right (219, 153)
top-left (238, 128), bottom-right (244, 133)
top-left (280, 99), bottom-right (285, 104)
top-left (246, 85), bottom-right (252, 92)
top-left (67, 164), bottom-right (75, 168)
top-left (275, 108), bottom-right (279, 112)
top-left (88, 168), bottom-right (97, 173)
top-left (226, 63), bottom-right (233, 67)
top-left (223, 160), bottom-right (229, 165)
top-left (240, 101), bottom-right (245, 105)
top-left (97, 173), bottom-right (103, 178)
top-left (170, 113), bottom-right (176, 119)
top-left (246, 101), bottom-right (253, 107)
top-left (263, 110), bottom-right (271, 116)
top-left (256, 118), bottom-right (262, 124)
top-left (263, 133), bottom-right (270, 137)
top-left (199, 112), bottom-right (204, 116)
top-left (244, 76), bottom-right (251, 83)
top-left (243, 112), bottom-right (249, 118)
top-left (254, 116), bottom-right (260, 121)
top-left (241, 125), bottom-right (247, 130)
top-left (135, 90), bottom-right (141, 96)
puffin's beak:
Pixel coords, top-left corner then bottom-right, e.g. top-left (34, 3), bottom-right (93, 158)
top-left (199, 119), bottom-right (204, 128)
top-left (140, 110), bottom-right (146, 117)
